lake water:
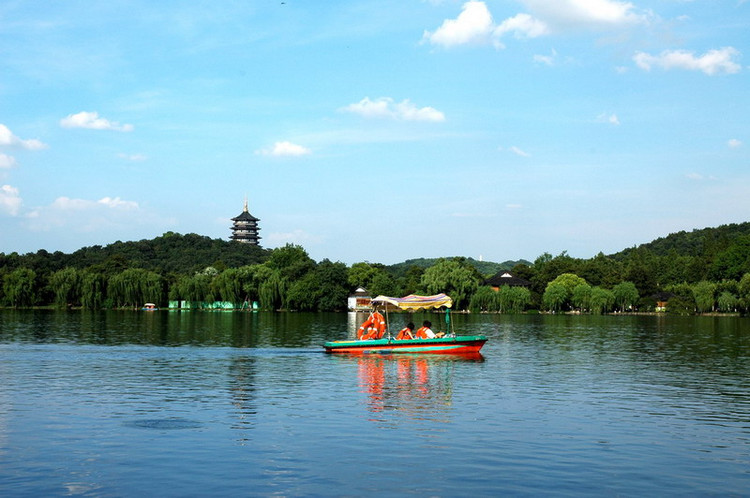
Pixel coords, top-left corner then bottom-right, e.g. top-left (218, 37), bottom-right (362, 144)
top-left (1, 310), bottom-right (748, 496)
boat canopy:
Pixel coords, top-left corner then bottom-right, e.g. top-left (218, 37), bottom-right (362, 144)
top-left (370, 293), bottom-right (453, 312)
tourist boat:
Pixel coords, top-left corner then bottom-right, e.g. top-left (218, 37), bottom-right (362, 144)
top-left (142, 303), bottom-right (158, 311)
top-left (324, 293), bottom-right (487, 355)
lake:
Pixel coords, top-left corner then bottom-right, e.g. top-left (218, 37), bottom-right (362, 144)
top-left (1, 310), bottom-right (748, 496)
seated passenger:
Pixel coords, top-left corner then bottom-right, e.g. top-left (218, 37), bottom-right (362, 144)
top-left (358, 311), bottom-right (386, 340)
top-left (396, 322), bottom-right (415, 340)
top-left (415, 320), bottom-right (445, 339)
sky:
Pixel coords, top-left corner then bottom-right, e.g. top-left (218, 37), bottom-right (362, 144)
top-left (0, 0), bottom-right (748, 266)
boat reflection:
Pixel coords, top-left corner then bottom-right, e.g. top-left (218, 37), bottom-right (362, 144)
top-left (346, 353), bottom-right (484, 420)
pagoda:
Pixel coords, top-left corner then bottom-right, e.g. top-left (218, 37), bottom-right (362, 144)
top-left (230, 199), bottom-right (261, 245)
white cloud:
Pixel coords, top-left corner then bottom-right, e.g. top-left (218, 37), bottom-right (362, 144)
top-left (60, 111), bottom-right (134, 132)
top-left (509, 146), bottom-right (531, 157)
top-left (534, 49), bottom-right (558, 65)
top-left (0, 184), bottom-right (22, 216)
top-left (597, 112), bottom-right (620, 125)
top-left (633, 47), bottom-right (741, 75)
top-left (494, 13), bottom-right (548, 39)
top-left (0, 153), bottom-right (17, 169)
top-left (521, 0), bottom-right (648, 28)
top-left (423, 2), bottom-right (546, 49)
top-left (257, 141), bottom-right (312, 157)
top-left (0, 124), bottom-right (47, 150)
top-left (423, 1), bottom-right (497, 48)
top-left (342, 97), bottom-right (446, 122)
top-left (728, 138), bottom-right (742, 148)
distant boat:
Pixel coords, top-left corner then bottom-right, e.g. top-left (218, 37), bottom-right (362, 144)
top-left (142, 303), bottom-right (158, 311)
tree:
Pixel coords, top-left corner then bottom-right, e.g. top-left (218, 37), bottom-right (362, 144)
top-left (739, 273), bottom-right (750, 312)
top-left (258, 268), bottom-right (285, 310)
top-left (612, 281), bottom-right (639, 312)
top-left (709, 235), bottom-right (750, 281)
top-left (285, 272), bottom-right (321, 311)
top-left (108, 268), bottom-right (164, 307)
top-left (589, 286), bottom-right (614, 314)
top-left (469, 286), bottom-right (500, 312)
top-left (503, 286), bottom-right (531, 313)
top-left (692, 280), bottom-right (717, 313)
top-left (717, 291), bottom-right (738, 313)
top-left (572, 283), bottom-right (592, 312)
top-left (267, 244), bottom-right (315, 281)
top-left (80, 270), bottom-right (106, 309)
top-left (543, 273), bottom-right (588, 311)
top-left (543, 283), bottom-right (567, 312)
top-left (665, 283), bottom-right (696, 315)
top-left (49, 267), bottom-right (81, 308)
top-left (420, 259), bottom-right (479, 310)
top-left (212, 268), bottom-right (244, 304)
top-left (314, 259), bottom-right (350, 312)
top-left (347, 262), bottom-right (381, 290)
top-left (3, 267), bottom-right (37, 308)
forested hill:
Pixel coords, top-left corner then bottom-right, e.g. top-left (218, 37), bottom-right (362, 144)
top-left (388, 258), bottom-right (532, 278)
top-left (611, 222), bottom-right (750, 259)
top-left (0, 232), bottom-right (269, 275)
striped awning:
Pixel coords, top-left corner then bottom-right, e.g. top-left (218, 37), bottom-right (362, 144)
top-left (371, 293), bottom-right (453, 311)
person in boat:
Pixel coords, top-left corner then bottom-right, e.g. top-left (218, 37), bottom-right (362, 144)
top-left (395, 322), bottom-right (415, 340)
top-left (416, 320), bottom-right (445, 339)
top-left (357, 311), bottom-right (386, 340)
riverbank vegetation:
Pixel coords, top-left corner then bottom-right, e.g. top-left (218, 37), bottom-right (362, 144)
top-left (2, 223), bottom-right (750, 314)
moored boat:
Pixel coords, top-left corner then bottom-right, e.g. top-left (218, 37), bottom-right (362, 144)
top-left (324, 293), bottom-right (488, 355)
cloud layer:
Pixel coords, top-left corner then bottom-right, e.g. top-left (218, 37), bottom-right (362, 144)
top-left (634, 47), bottom-right (741, 75)
top-left (342, 97), bottom-right (446, 122)
top-left (60, 111), bottom-right (134, 132)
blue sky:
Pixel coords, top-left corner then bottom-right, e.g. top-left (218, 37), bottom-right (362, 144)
top-left (1, 0), bottom-right (748, 265)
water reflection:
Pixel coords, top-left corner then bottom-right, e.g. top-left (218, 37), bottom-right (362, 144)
top-left (341, 354), bottom-right (484, 420)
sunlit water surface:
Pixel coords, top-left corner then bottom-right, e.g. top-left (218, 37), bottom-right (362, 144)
top-left (1, 311), bottom-right (748, 496)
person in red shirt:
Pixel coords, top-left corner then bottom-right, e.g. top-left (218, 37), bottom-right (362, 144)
top-left (395, 322), bottom-right (415, 340)
top-left (415, 320), bottom-right (444, 339)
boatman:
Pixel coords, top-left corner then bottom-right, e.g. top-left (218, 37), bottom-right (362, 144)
top-left (357, 310), bottom-right (386, 340)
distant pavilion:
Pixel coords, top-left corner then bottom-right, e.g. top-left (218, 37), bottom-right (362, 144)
top-left (483, 271), bottom-right (531, 291)
top-left (230, 199), bottom-right (261, 245)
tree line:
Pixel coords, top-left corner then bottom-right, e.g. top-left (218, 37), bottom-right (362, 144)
top-left (2, 223), bottom-right (750, 314)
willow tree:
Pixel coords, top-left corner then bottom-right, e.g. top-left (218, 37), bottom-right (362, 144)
top-left (257, 268), bottom-right (286, 310)
top-left (542, 282), bottom-right (567, 312)
top-left (421, 259), bottom-right (479, 310)
top-left (108, 268), bottom-right (164, 307)
top-left (50, 267), bottom-right (81, 308)
top-left (469, 286), bottom-right (500, 312)
top-left (212, 268), bottom-right (243, 304)
top-left (717, 291), bottom-right (738, 312)
top-left (692, 280), bottom-right (717, 313)
top-left (589, 287), bottom-right (615, 314)
top-left (3, 267), bottom-right (37, 308)
top-left (80, 270), bottom-right (106, 309)
top-left (502, 286), bottom-right (531, 313)
top-left (612, 281), bottom-right (640, 312)
top-left (572, 283), bottom-right (592, 312)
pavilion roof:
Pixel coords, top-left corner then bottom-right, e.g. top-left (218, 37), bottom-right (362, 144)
top-left (483, 271), bottom-right (531, 288)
